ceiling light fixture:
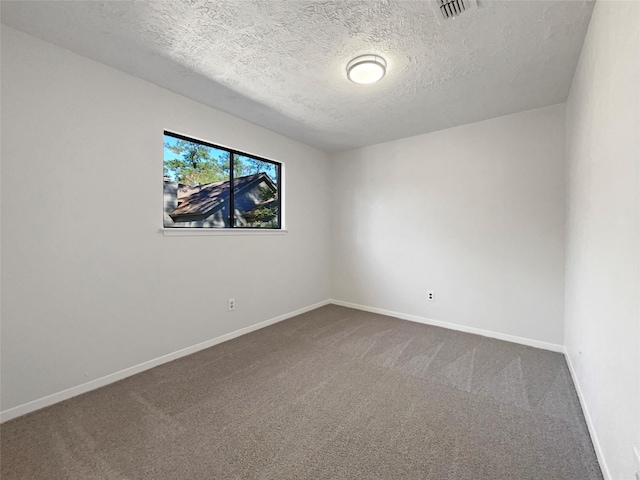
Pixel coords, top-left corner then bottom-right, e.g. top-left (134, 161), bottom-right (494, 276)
top-left (346, 55), bottom-right (387, 85)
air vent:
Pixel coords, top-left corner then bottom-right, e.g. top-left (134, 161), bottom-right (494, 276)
top-left (432, 0), bottom-right (478, 22)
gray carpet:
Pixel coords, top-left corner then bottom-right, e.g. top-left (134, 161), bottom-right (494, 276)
top-left (1, 305), bottom-right (602, 479)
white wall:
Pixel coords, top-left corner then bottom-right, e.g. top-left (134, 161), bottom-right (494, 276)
top-left (0, 27), bottom-right (332, 412)
top-left (331, 104), bottom-right (566, 346)
top-left (564, 1), bottom-right (640, 478)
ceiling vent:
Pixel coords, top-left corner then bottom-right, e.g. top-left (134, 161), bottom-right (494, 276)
top-left (432, 0), bottom-right (478, 22)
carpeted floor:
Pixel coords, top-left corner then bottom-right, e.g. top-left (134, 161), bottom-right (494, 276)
top-left (1, 305), bottom-right (602, 479)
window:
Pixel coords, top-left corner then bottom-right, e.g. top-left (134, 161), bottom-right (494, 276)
top-left (163, 132), bottom-right (282, 230)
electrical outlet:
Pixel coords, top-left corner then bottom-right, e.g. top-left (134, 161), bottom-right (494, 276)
top-left (228, 298), bottom-right (235, 311)
top-left (427, 291), bottom-right (435, 302)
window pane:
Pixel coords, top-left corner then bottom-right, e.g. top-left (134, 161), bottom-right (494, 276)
top-left (232, 154), bottom-right (280, 228)
top-left (163, 134), bottom-right (232, 228)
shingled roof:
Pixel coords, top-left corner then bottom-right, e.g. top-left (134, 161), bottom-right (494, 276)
top-left (170, 173), bottom-right (275, 221)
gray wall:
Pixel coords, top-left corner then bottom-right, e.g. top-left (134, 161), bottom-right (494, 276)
top-left (331, 104), bottom-right (567, 346)
top-left (564, 1), bottom-right (640, 478)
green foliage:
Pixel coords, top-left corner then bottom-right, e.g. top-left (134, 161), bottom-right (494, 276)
top-left (164, 139), bottom-right (229, 186)
top-left (245, 187), bottom-right (278, 228)
top-left (235, 155), bottom-right (277, 182)
top-left (164, 138), bottom-right (278, 187)
top-left (232, 156), bottom-right (252, 178)
top-left (246, 205), bottom-right (278, 228)
top-left (258, 185), bottom-right (274, 202)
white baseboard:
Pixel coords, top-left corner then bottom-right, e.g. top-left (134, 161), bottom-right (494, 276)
top-left (0, 299), bottom-right (331, 423)
top-left (329, 299), bottom-right (565, 353)
top-left (564, 349), bottom-right (612, 480)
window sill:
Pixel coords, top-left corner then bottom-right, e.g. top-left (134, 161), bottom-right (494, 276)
top-left (161, 228), bottom-right (288, 237)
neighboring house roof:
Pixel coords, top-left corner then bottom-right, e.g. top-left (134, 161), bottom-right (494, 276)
top-left (170, 172), bottom-right (275, 221)
top-left (177, 183), bottom-right (207, 199)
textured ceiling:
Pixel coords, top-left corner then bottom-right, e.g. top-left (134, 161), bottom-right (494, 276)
top-left (1, 0), bottom-right (594, 153)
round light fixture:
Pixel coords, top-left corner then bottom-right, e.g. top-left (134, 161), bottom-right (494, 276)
top-left (346, 55), bottom-right (387, 85)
